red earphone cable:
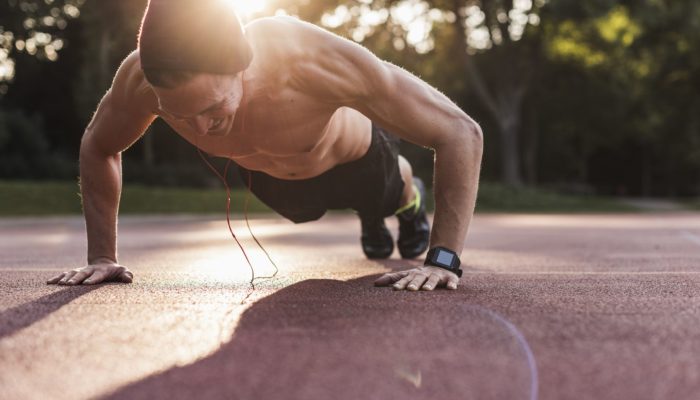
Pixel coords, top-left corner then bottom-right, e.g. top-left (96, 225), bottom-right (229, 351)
top-left (243, 168), bottom-right (278, 282)
top-left (194, 69), bottom-right (279, 294)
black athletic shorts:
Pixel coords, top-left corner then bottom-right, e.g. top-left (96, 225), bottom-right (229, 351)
top-left (237, 122), bottom-right (405, 224)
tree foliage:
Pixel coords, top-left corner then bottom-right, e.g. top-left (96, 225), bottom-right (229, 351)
top-left (0, 0), bottom-right (698, 196)
top-left (0, 0), bottom-right (85, 91)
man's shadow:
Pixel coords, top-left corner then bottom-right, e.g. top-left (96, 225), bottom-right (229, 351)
top-left (0, 285), bottom-right (100, 339)
top-left (106, 273), bottom-right (536, 400)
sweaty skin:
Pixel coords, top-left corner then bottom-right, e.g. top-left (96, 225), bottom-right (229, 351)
top-left (47, 16), bottom-right (483, 291)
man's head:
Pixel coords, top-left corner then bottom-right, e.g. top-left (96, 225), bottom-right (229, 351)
top-left (138, 0), bottom-right (252, 136)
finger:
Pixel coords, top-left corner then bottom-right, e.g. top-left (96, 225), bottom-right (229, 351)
top-left (58, 271), bottom-right (78, 285)
top-left (374, 271), bottom-right (409, 286)
top-left (406, 274), bottom-right (429, 291)
top-left (66, 270), bottom-right (93, 286)
top-left (446, 274), bottom-right (460, 290)
top-left (421, 274), bottom-right (441, 291)
top-left (118, 270), bottom-right (133, 283)
top-left (393, 275), bottom-right (414, 290)
top-left (83, 269), bottom-right (109, 285)
top-left (47, 272), bottom-right (67, 285)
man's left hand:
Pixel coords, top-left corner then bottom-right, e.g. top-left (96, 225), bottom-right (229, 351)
top-left (374, 266), bottom-right (459, 291)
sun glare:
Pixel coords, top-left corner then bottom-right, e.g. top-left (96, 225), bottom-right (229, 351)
top-left (227, 0), bottom-right (268, 19)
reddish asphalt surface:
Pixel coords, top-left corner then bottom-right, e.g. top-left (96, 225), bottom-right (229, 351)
top-left (1, 212), bottom-right (700, 400)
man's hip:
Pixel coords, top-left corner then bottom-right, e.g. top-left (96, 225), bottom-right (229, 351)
top-left (237, 122), bottom-right (405, 223)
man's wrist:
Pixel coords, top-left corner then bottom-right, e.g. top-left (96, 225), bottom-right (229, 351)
top-left (424, 246), bottom-right (462, 277)
top-left (88, 256), bottom-right (117, 264)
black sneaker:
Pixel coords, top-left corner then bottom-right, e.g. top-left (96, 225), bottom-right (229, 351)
top-left (396, 177), bottom-right (430, 259)
top-left (359, 214), bottom-right (394, 259)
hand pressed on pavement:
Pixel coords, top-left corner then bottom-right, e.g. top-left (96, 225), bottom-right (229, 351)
top-left (47, 263), bottom-right (133, 286)
top-left (374, 265), bottom-right (459, 291)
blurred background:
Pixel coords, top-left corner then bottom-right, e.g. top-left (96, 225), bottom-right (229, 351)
top-left (1, 0), bottom-right (699, 214)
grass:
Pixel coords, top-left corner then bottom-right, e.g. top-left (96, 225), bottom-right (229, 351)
top-left (683, 199), bottom-right (700, 211)
top-left (0, 180), bottom-right (638, 217)
top-left (0, 180), bottom-right (272, 216)
top-left (472, 182), bottom-right (637, 213)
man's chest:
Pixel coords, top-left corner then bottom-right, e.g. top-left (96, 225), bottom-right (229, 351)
top-left (163, 87), bottom-right (337, 159)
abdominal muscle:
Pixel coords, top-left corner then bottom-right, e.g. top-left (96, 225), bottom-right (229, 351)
top-left (238, 108), bottom-right (372, 180)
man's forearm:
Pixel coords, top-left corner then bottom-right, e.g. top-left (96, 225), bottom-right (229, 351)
top-left (79, 146), bottom-right (122, 264)
top-left (428, 123), bottom-right (483, 256)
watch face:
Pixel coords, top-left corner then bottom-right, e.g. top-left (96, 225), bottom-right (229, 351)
top-left (436, 249), bottom-right (454, 266)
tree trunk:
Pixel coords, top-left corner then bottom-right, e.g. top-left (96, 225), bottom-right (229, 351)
top-left (98, 23), bottom-right (111, 90)
top-left (641, 145), bottom-right (652, 197)
top-left (499, 115), bottom-right (523, 187)
top-left (523, 107), bottom-right (539, 186)
top-left (450, 0), bottom-right (528, 188)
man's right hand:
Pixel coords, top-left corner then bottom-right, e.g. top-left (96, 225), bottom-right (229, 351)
top-left (46, 262), bottom-right (133, 286)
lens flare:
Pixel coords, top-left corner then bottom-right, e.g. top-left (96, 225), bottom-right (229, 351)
top-left (227, 0), bottom-right (267, 19)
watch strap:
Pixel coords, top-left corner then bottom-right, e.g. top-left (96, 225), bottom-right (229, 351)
top-left (424, 246), bottom-right (463, 277)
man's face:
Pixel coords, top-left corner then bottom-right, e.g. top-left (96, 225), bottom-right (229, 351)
top-left (153, 73), bottom-right (243, 137)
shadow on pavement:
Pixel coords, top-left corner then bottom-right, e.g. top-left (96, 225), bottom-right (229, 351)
top-left (0, 286), bottom-right (100, 339)
top-left (105, 275), bottom-right (537, 400)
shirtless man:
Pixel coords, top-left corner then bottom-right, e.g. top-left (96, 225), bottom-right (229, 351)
top-left (47, 0), bottom-right (483, 291)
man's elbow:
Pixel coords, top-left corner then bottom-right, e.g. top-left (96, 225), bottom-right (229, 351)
top-left (79, 133), bottom-right (101, 162)
top-left (450, 118), bottom-right (483, 154)
top-left (79, 132), bottom-right (119, 165)
top-left (466, 119), bottom-right (483, 148)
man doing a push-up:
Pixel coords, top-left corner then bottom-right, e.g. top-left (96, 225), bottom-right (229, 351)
top-left (47, 0), bottom-right (483, 291)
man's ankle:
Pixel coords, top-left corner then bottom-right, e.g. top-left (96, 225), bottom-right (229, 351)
top-left (395, 184), bottom-right (419, 216)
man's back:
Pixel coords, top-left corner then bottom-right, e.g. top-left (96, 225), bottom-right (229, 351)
top-left (122, 16), bottom-right (375, 180)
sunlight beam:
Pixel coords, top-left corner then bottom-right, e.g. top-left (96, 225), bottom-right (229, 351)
top-left (226, 0), bottom-right (268, 20)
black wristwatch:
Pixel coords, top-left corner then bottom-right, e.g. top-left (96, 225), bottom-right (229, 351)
top-left (424, 246), bottom-right (462, 277)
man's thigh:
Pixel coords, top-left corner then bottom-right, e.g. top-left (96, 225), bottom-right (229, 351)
top-left (237, 123), bottom-right (404, 223)
top-left (322, 123), bottom-right (405, 219)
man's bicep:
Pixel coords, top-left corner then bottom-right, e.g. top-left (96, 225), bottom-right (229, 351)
top-left (82, 91), bottom-right (155, 156)
top-left (82, 51), bottom-right (157, 156)
top-left (289, 22), bottom-right (471, 148)
top-left (356, 62), bottom-right (475, 149)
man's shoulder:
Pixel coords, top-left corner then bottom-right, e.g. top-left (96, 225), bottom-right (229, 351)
top-left (245, 15), bottom-right (314, 38)
top-left (245, 16), bottom-right (337, 60)
top-left (110, 50), bottom-right (158, 113)
top-left (246, 15), bottom-right (297, 29)
top-left (244, 16), bottom-right (349, 86)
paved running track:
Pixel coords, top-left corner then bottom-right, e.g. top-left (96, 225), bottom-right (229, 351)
top-left (1, 212), bottom-right (699, 400)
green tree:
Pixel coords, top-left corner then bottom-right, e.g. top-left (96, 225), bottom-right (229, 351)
top-left (0, 0), bottom-right (86, 93)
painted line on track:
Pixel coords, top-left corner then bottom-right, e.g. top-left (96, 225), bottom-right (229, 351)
top-left (680, 230), bottom-right (700, 247)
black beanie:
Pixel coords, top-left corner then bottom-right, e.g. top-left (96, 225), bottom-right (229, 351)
top-left (138, 0), bottom-right (253, 74)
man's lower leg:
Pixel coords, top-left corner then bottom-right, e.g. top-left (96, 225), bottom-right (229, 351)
top-left (395, 156), bottom-right (431, 259)
top-left (397, 155), bottom-right (415, 209)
